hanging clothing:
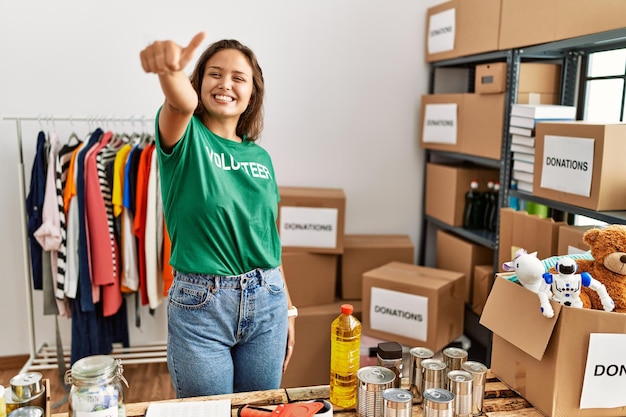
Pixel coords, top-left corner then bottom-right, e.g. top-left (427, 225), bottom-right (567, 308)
top-left (26, 131), bottom-right (48, 290)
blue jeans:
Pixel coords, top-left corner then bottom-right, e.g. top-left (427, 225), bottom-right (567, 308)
top-left (167, 267), bottom-right (288, 397)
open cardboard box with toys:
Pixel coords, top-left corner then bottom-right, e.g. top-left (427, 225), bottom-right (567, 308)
top-left (481, 225), bottom-right (626, 417)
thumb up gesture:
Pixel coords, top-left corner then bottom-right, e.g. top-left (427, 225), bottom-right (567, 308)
top-left (140, 32), bottom-right (206, 75)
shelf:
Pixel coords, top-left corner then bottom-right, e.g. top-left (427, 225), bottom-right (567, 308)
top-left (426, 150), bottom-right (502, 169)
top-left (520, 27), bottom-right (626, 57)
top-left (430, 50), bottom-right (511, 67)
top-left (426, 216), bottom-right (497, 249)
top-left (509, 190), bottom-right (626, 225)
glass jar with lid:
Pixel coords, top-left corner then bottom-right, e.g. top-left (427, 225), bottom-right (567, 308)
top-left (65, 355), bottom-right (128, 417)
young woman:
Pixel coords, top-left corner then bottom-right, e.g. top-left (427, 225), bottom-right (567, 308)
top-left (140, 32), bottom-right (296, 397)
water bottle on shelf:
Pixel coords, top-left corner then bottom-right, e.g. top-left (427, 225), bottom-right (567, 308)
top-left (488, 182), bottom-right (500, 232)
top-left (329, 304), bottom-right (361, 409)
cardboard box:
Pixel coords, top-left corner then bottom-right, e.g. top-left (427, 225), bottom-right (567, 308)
top-left (425, 162), bottom-right (499, 227)
top-left (341, 234), bottom-right (415, 300)
top-left (282, 252), bottom-right (338, 307)
top-left (475, 62), bottom-right (560, 97)
top-left (480, 275), bottom-right (626, 416)
top-left (556, 0), bottom-right (626, 42)
top-left (420, 93), bottom-right (505, 160)
top-left (436, 230), bottom-right (494, 303)
top-left (362, 262), bottom-right (464, 353)
top-left (533, 122), bottom-right (626, 211)
top-left (426, 0), bottom-right (501, 62)
top-left (499, 0), bottom-right (558, 49)
top-left (498, 208), bottom-right (565, 270)
top-left (281, 301), bottom-right (362, 388)
top-left (557, 225), bottom-right (595, 255)
top-left (471, 264), bottom-right (494, 315)
top-left (516, 92), bottom-right (558, 105)
top-left (278, 186), bottom-right (346, 254)
top-left (475, 62), bottom-right (507, 94)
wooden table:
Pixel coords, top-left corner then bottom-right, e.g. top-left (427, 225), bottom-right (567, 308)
top-left (52, 370), bottom-right (544, 417)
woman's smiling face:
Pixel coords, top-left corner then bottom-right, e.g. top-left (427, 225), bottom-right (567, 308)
top-left (200, 48), bottom-right (254, 122)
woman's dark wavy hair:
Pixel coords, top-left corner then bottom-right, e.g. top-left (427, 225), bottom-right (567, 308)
top-left (189, 39), bottom-right (264, 141)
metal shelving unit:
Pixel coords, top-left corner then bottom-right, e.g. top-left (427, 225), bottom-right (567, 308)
top-left (419, 27), bottom-right (626, 366)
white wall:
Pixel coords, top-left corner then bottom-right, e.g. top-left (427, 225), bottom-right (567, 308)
top-left (0, 0), bottom-right (445, 357)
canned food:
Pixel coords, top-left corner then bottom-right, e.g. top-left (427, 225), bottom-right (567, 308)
top-left (422, 388), bottom-right (454, 417)
top-left (4, 387), bottom-right (45, 415)
top-left (7, 406), bottom-right (43, 417)
top-left (447, 370), bottom-right (474, 417)
top-left (9, 373), bottom-right (43, 403)
top-left (408, 347), bottom-right (434, 404)
top-left (420, 359), bottom-right (447, 392)
top-left (442, 347), bottom-right (468, 373)
top-left (356, 366), bottom-right (396, 417)
top-left (461, 361), bottom-right (488, 416)
top-left (381, 388), bottom-right (412, 417)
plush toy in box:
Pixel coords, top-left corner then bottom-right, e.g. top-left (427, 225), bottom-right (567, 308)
top-left (502, 224), bottom-right (626, 317)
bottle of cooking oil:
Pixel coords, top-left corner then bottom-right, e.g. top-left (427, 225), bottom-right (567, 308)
top-left (329, 304), bottom-right (361, 409)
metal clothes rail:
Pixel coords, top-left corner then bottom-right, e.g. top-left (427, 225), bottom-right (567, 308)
top-left (1, 114), bottom-right (165, 373)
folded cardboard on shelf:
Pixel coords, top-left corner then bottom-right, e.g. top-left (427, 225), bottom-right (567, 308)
top-left (533, 122), bottom-right (626, 211)
top-left (498, 208), bottom-right (564, 270)
top-left (481, 275), bottom-right (626, 417)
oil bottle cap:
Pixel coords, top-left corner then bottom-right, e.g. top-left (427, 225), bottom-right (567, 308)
top-left (341, 304), bottom-right (354, 315)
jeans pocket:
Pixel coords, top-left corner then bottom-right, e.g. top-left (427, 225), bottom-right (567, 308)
top-left (264, 268), bottom-right (286, 295)
top-left (169, 278), bottom-right (210, 309)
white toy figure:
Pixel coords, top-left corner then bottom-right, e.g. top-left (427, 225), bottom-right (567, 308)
top-left (538, 256), bottom-right (615, 318)
top-left (502, 249), bottom-right (545, 293)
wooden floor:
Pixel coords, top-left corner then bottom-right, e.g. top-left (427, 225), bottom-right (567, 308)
top-left (0, 355), bottom-right (176, 414)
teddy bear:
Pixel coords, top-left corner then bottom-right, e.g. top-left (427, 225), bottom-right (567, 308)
top-left (576, 224), bottom-right (626, 313)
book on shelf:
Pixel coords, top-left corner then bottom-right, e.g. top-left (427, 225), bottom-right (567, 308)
top-left (510, 103), bottom-right (577, 120)
top-left (510, 114), bottom-right (577, 129)
top-left (509, 125), bottom-right (534, 137)
top-left (512, 151), bottom-right (534, 163)
top-left (512, 169), bottom-right (534, 184)
top-left (510, 143), bottom-right (535, 155)
top-left (513, 159), bottom-right (534, 174)
top-left (511, 134), bottom-right (535, 147)
top-left (516, 178), bottom-right (533, 193)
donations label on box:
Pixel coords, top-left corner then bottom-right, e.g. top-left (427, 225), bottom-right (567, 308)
top-left (580, 333), bottom-right (626, 409)
top-left (428, 8), bottom-right (456, 54)
top-left (279, 206), bottom-right (338, 248)
top-left (540, 134), bottom-right (594, 197)
top-left (422, 103), bottom-right (458, 144)
top-left (369, 287), bottom-right (428, 342)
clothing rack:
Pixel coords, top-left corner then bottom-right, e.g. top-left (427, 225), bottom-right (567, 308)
top-left (2, 114), bottom-right (166, 373)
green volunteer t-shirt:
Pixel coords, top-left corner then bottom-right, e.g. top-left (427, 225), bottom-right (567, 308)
top-left (155, 111), bottom-right (281, 276)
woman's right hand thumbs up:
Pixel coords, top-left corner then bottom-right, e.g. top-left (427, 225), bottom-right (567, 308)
top-left (140, 32), bottom-right (206, 75)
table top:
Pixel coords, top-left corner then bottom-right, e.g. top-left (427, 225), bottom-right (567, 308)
top-left (52, 370), bottom-right (543, 417)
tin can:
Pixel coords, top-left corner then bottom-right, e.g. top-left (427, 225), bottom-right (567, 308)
top-left (4, 372), bottom-right (46, 414)
top-left (7, 406), bottom-right (43, 417)
top-left (420, 359), bottom-right (447, 393)
top-left (65, 355), bottom-right (128, 417)
top-left (408, 347), bottom-right (434, 404)
top-left (356, 366), bottom-right (396, 417)
top-left (442, 347), bottom-right (467, 374)
top-left (447, 370), bottom-right (473, 417)
top-left (9, 374), bottom-right (43, 403)
top-left (422, 388), bottom-right (454, 417)
top-left (381, 388), bottom-right (412, 417)
top-left (461, 361), bottom-right (488, 416)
